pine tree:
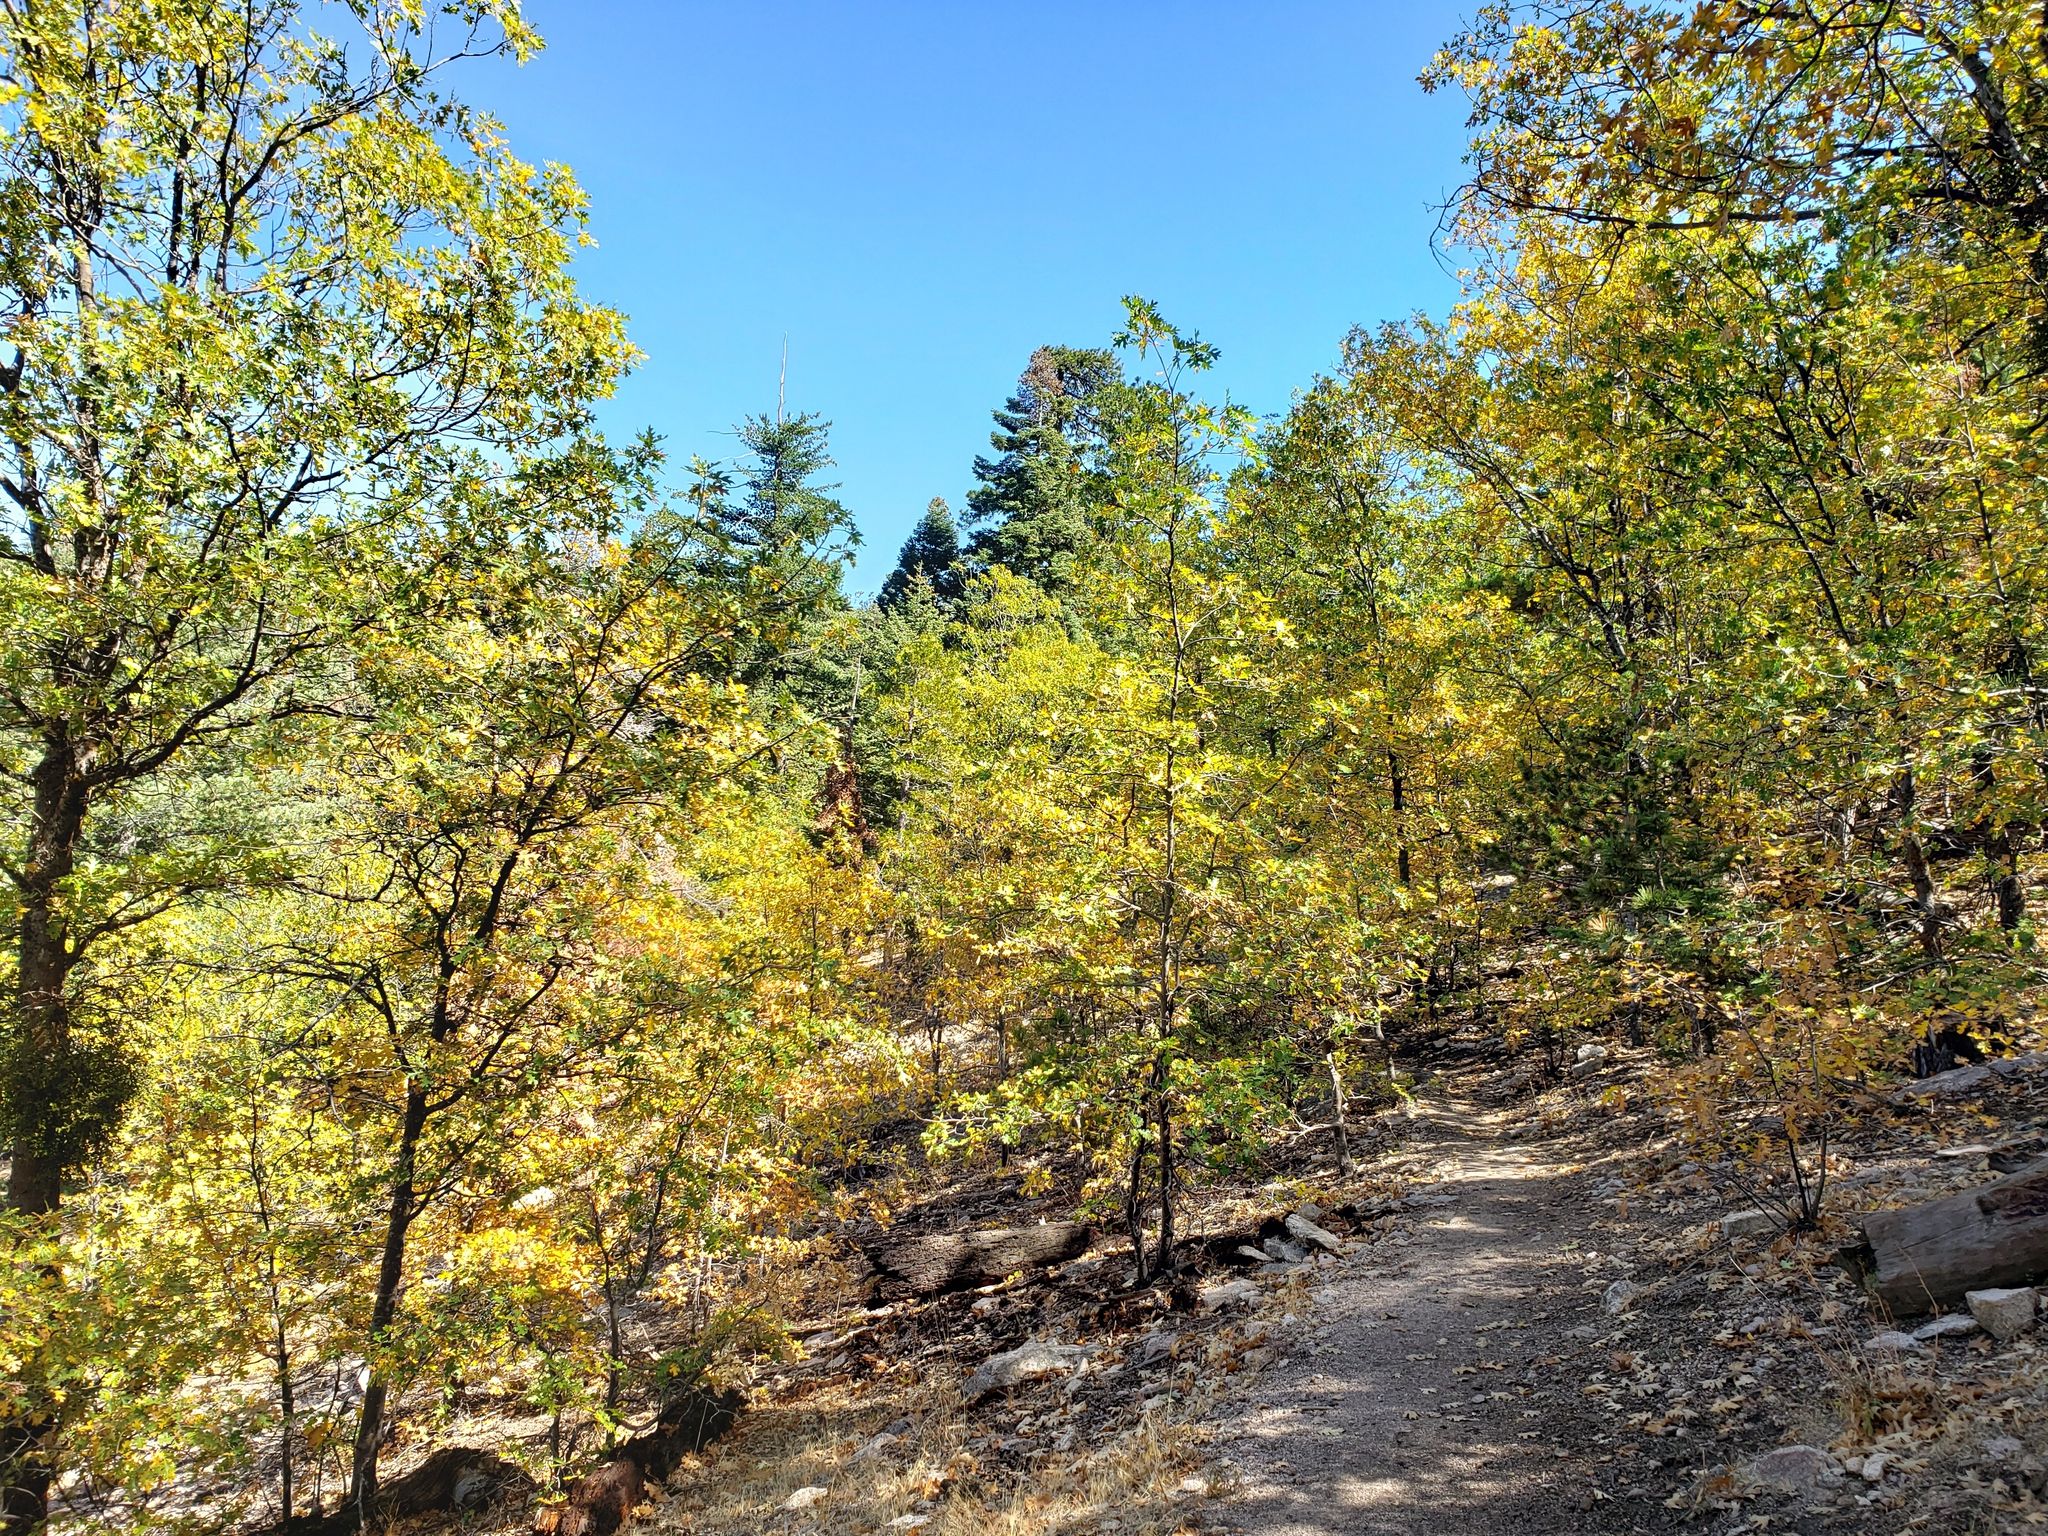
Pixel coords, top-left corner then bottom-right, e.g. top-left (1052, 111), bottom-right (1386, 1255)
top-left (964, 345), bottom-right (1117, 588)
top-left (880, 498), bottom-right (965, 610)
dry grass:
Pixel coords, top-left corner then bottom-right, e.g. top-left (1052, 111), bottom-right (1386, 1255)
top-left (649, 1383), bottom-right (1216, 1536)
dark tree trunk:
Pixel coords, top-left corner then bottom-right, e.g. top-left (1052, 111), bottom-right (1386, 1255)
top-left (1, 743), bottom-right (91, 1535)
top-left (350, 1083), bottom-right (428, 1522)
top-left (8, 742), bottom-right (89, 1218)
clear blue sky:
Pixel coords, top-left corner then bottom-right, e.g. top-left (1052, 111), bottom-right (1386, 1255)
top-left (484, 3), bottom-right (1476, 594)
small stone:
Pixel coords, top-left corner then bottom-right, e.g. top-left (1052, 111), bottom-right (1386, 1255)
top-left (887, 1518), bottom-right (930, 1531)
top-left (1911, 1313), bottom-right (1981, 1342)
top-left (1177, 1475), bottom-right (1208, 1495)
top-left (1199, 1280), bottom-right (1260, 1311)
top-left (783, 1486), bottom-right (829, 1511)
top-left (1285, 1212), bottom-right (1349, 1255)
top-left (853, 1432), bottom-right (898, 1460)
top-left (1718, 1208), bottom-right (1778, 1242)
top-left (962, 1339), bottom-right (1093, 1400)
top-left (1861, 1452), bottom-right (1888, 1483)
top-left (1570, 1046), bottom-right (1610, 1079)
top-left (1860, 1330), bottom-right (1926, 1357)
top-left (1743, 1444), bottom-right (1840, 1493)
top-left (1295, 1201), bottom-right (1323, 1223)
top-left (1137, 1331), bottom-right (1178, 1366)
top-left (1602, 1279), bottom-right (1641, 1315)
top-left (1966, 1286), bottom-right (2038, 1340)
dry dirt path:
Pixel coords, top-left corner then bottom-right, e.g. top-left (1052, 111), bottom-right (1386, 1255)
top-left (1206, 1096), bottom-right (1666, 1536)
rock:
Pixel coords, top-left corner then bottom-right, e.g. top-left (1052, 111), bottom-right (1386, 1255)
top-left (1861, 1330), bottom-right (1927, 1356)
top-left (1895, 1064), bottom-right (1993, 1100)
top-left (1570, 1046), bottom-right (1610, 1079)
top-left (1199, 1279), bottom-right (1260, 1311)
top-left (1861, 1452), bottom-right (1889, 1483)
top-left (853, 1432), bottom-right (897, 1461)
top-left (1912, 1312), bottom-right (1982, 1341)
top-left (1965, 1285), bottom-right (2038, 1340)
top-left (1137, 1331), bottom-right (1178, 1366)
top-left (1743, 1445), bottom-right (1840, 1493)
top-left (886, 1519), bottom-right (929, 1531)
top-left (1284, 1212), bottom-right (1348, 1255)
top-left (1602, 1279), bottom-right (1641, 1315)
top-left (1233, 1244), bottom-right (1271, 1264)
top-left (1988, 1050), bottom-right (2048, 1079)
top-left (962, 1339), bottom-right (1092, 1400)
top-left (1575, 1042), bottom-right (1607, 1064)
top-left (1984, 1434), bottom-right (2025, 1462)
top-left (1295, 1202), bottom-right (1323, 1223)
top-left (1177, 1475), bottom-right (1208, 1495)
top-left (783, 1486), bottom-right (829, 1511)
top-left (1718, 1208), bottom-right (1778, 1242)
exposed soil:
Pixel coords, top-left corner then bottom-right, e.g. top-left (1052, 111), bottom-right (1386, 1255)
top-left (1210, 1097), bottom-right (1642, 1534)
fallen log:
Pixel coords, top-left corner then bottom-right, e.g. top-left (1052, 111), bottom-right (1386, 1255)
top-left (859, 1222), bottom-right (1092, 1297)
top-left (1853, 1160), bottom-right (2048, 1315)
top-left (282, 1446), bottom-right (534, 1535)
top-left (536, 1385), bottom-right (741, 1536)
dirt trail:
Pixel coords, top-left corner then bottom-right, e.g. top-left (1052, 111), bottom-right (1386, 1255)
top-left (1209, 1097), bottom-right (1655, 1536)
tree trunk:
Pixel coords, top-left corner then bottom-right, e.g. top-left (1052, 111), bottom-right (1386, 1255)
top-left (350, 1084), bottom-right (428, 1521)
top-left (858, 1222), bottom-right (1092, 1297)
top-left (1326, 1050), bottom-right (1352, 1173)
top-left (1, 745), bottom-right (91, 1535)
top-left (1855, 1161), bottom-right (2048, 1314)
top-left (1152, 1082), bottom-right (1174, 1276)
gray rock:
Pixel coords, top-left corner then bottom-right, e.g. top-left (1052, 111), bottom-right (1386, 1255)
top-left (1199, 1279), bottom-right (1260, 1312)
top-left (1896, 1064), bottom-right (1993, 1099)
top-left (1965, 1286), bottom-right (2038, 1340)
top-left (1911, 1313), bottom-right (1981, 1342)
top-left (1743, 1444), bottom-right (1840, 1493)
top-left (1285, 1212), bottom-right (1348, 1255)
top-left (962, 1339), bottom-right (1093, 1400)
top-left (1602, 1278), bottom-right (1642, 1315)
top-left (783, 1486), bottom-right (829, 1511)
top-left (1718, 1208), bottom-right (1779, 1242)
top-left (1570, 1046), bottom-right (1610, 1079)
top-left (1988, 1050), bottom-right (2048, 1079)
top-left (1861, 1451), bottom-right (1889, 1483)
top-left (1861, 1330), bottom-right (1927, 1356)
top-left (1137, 1331), bottom-right (1178, 1366)
top-left (853, 1431), bottom-right (898, 1461)
top-left (450, 1467), bottom-right (494, 1509)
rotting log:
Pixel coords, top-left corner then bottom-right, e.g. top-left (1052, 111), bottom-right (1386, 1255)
top-left (1853, 1160), bottom-right (2048, 1315)
top-left (284, 1446), bottom-right (533, 1536)
top-left (859, 1222), bottom-right (1092, 1297)
top-left (535, 1386), bottom-right (741, 1536)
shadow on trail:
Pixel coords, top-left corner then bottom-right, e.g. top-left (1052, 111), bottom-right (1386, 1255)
top-left (1211, 1100), bottom-right (1674, 1536)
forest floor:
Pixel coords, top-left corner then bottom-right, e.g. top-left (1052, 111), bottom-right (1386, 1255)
top-left (418, 1019), bottom-right (2048, 1536)
top-left (642, 1028), bottom-right (2048, 1536)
